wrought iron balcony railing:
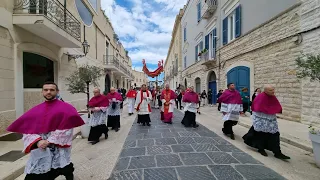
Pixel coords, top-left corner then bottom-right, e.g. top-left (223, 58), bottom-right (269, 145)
top-left (14, 0), bottom-right (81, 42)
top-left (200, 51), bottom-right (209, 61)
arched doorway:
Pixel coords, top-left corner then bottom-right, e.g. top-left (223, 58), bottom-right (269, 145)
top-left (195, 77), bottom-right (201, 93)
top-left (227, 66), bottom-right (250, 93)
top-left (105, 74), bottom-right (111, 93)
top-left (208, 71), bottom-right (217, 104)
top-left (184, 78), bottom-right (187, 88)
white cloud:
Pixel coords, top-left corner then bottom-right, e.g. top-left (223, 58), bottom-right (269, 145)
top-left (101, 0), bottom-right (188, 65)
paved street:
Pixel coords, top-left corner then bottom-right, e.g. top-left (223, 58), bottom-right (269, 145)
top-left (109, 109), bottom-right (284, 180)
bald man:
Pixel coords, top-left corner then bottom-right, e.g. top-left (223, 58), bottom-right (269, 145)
top-left (87, 88), bottom-right (109, 145)
top-left (243, 85), bottom-right (290, 159)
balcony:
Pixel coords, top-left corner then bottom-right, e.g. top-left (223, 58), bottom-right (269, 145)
top-left (13, 0), bottom-right (82, 48)
top-left (202, 0), bottom-right (218, 19)
top-left (201, 51), bottom-right (217, 68)
top-left (103, 55), bottom-right (133, 79)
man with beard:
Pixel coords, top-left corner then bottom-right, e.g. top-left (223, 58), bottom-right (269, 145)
top-left (7, 82), bottom-right (84, 180)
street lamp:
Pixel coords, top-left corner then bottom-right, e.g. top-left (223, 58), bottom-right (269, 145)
top-left (66, 40), bottom-right (91, 61)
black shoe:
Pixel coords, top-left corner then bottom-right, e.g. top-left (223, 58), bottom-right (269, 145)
top-left (105, 133), bottom-right (108, 139)
top-left (142, 123), bottom-right (146, 126)
top-left (275, 153), bottom-right (290, 160)
top-left (168, 122), bottom-right (172, 124)
top-left (230, 134), bottom-right (235, 140)
top-left (146, 123), bottom-right (151, 126)
top-left (91, 141), bottom-right (99, 145)
top-left (115, 128), bottom-right (119, 132)
top-left (193, 124), bottom-right (199, 128)
top-left (258, 149), bottom-right (268, 156)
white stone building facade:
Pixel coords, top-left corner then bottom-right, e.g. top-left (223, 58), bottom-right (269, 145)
top-left (170, 0), bottom-right (320, 125)
top-left (0, 0), bottom-right (133, 135)
top-left (164, 8), bottom-right (184, 90)
top-left (132, 70), bottom-right (148, 88)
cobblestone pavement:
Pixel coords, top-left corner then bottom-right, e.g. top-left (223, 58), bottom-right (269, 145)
top-left (109, 109), bottom-right (285, 180)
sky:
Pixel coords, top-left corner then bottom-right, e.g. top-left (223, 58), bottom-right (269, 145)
top-left (101, 0), bottom-right (188, 82)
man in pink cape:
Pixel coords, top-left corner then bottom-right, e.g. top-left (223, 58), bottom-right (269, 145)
top-left (106, 87), bottom-right (123, 132)
top-left (160, 84), bottom-right (177, 124)
top-left (243, 85), bottom-right (290, 160)
top-left (6, 82), bottom-right (84, 180)
top-left (88, 88), bottom-right (109, 145)
top-left (217, 83), bottom-right (243, 140)
top-left (181, 86), bottom-right (200, 128)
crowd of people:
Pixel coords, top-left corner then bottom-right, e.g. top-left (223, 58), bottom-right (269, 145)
top-left (5, 81), bottom-right (290, 179)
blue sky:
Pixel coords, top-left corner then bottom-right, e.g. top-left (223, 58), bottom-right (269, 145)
top-left (101, 0), bottom-right (187, 81)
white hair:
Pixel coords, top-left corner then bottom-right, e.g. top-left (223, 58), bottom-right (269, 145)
top-left (263, 84), bottom-right (274, 91)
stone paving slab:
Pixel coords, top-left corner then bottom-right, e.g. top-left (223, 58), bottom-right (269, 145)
top-left (109, 109), bottom-right (285, 180)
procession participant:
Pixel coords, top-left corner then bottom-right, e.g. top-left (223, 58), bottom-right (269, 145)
top-left (7, 82), bottom-right (84, 180)
top-left (87, 88), bottom-right (109, 145)
top-left (181, 86), bottom-right (199, 128)
top-left (160, 84), bottom-right (177, 124)
top-left (243, 85), bottom-right (290, 159)
top-left (106, 87), bottom-right (123, 132)
top-left (135, 84), bottom-right (152, 126)
top-left (126, 86), bottom-right (137, 116)
top-left (218, 83), bottom-right (243, 140)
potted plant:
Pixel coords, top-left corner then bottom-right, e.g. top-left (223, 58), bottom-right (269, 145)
top-left (296, 54), bottom-right (320, 167)
top-left (65, 64), bottom-right (104, 138)
top-left (309, 126), bottom-right (320, 167)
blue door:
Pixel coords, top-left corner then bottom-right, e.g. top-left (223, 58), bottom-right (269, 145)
top-left (208, 81), bottom-right (217, 104)
top-left (227, 66), bottom-right (250, 93)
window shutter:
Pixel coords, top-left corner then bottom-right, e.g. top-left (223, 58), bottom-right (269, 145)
top-left (235, 5), bottom-right (241, 38)
top-left (212, 28), bottom-right (217, 58)
top-left (184, 57), bottom-right (187, 68)
top-left (222, 17), bottom-right (228, 45)
top-left (195, 46), bottom-right (198, 62)
top-left (197, 3), bottom-right (201, 21)
top-left (205, 34), bottom-right (209, 50)
top-left (184, 27), bottom-right (186, 41)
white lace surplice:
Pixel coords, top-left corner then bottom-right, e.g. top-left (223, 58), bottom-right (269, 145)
top-left (252, 111), bottom-right (279, 134)
top-left (183, 102), bottom-right (198, 113)
top-left (221, 103), bottom-right (243, 121)
top-left (23, 129), bottom-right (73, 174)
top-left (108, 100), bottom-right (121, 116)
top-left (88, 107), bottom-right (108, 127)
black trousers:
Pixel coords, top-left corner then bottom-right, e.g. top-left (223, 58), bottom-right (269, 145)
top-left (222, 120), bottom-right (238, 135)
top-left (243, 103), bottom-right (249, 113)
top-left (218, 103), bottom-right (221, 111)
top-left (25, 163), bottom-right (74, 180)
top-left (176, 99), bottom-right (182, 109)
top-left (107, 115), bottom-right (121, 130)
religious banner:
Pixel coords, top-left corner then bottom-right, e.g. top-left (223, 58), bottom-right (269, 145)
top-left (142, 59), bottom-right (163, 78)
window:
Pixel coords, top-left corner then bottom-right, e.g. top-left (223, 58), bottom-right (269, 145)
top-left (195, 41), bottom-right (203, 62)
top-left (88, 0), bottom-right (98, 11)
top-left (208, 28), bottom-right (217, 59)
top-left (23, 52), bottom-right (54, 88)
top-left (106, 42), bottom-right (109, 56)
top-left (184, 56), bottom-right (187, 68)
top-left (75, 0), bottom-right (93, 26)
top-left (184, 27), bottom-right (187, 42)
top-left (197, 2), bottom-right (201, 22)
top-left (223, 5), bottom-right (241, 45)
top-left (140, 79), bottom-right (141, 82)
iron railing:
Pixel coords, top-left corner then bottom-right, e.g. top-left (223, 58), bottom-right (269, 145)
top-left (13, 0), bottom-right (81, 42)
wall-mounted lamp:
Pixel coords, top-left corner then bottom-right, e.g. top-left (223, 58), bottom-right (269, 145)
top-left (66, 40), bottom-right (90, 61)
